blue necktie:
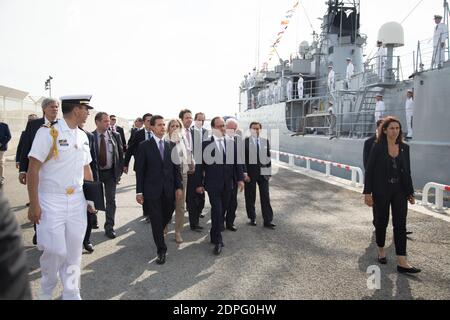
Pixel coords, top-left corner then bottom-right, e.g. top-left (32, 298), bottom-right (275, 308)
top-left (147, 132), bottom-right (152, 141)
top-left (158, 140), bottom-right (165, 160)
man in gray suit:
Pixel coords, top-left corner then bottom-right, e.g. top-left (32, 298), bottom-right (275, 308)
top-left (92, 112), bottom-right (124, 239)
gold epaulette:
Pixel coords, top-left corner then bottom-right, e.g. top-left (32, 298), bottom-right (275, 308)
top-left (43, 122), bottom-right (59, 162)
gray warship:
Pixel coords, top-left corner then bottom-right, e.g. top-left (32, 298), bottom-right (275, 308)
top-left (238, 0), bottom-right (450, 189)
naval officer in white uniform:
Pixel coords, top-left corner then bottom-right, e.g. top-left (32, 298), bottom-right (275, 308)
top-left (328, 65), bottom-right (335, 92)
top-left (27, 95), bottom-right (95, 300)
top-left (405, 89), bottom-right (415, 140)
top-left (374, 94), bottom-right (386, 123)
top-left (433, 14), bottom-right (448, 68)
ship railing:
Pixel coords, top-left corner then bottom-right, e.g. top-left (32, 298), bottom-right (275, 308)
top-left (285, 106), bottom-right (414, 138)
top-left (256, 79), bottom-right (330, 107)
top-left (415, 33), bottom-right (449, 73)
top-left (420, 182), bottom-right (450, 211)
top-left (271, 150), bottom-right (364, 187)
top-left (362, 55), bottom-right (401, 86)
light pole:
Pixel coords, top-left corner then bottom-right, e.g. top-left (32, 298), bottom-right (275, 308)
top-left (45, 76), bottom-right (53, 97)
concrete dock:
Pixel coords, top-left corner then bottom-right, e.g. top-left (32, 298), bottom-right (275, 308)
top-left (1, 159), bottom-right (450, 300)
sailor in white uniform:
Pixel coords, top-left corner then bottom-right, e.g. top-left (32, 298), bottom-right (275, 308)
top-left (328, 65), bottom-right (335, 92)
top-left (297, 73), bottom-right (304, 99)
top-left (286, 78), bottom-right (293, 101)
top-left (346, 58), bottom-right (355, 89)
top-left (374, 94), bottom-right (386, 123)
top-left (433, 15), bottom-right (448, 68)
top-left (375, 41), bottom-right (387, 81)
top-left (405, 89), bottom-right (415, 140)
top-left (27, 95), bottom-right (95, 300)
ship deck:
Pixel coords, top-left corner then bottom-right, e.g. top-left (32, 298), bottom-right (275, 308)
top-left (1, 158), bottom-right (450, 300)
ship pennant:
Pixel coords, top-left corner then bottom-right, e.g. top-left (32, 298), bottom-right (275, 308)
top-left (261, 0), bottom-right (301, 70)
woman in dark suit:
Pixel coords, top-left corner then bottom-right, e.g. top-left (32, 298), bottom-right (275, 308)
top-left (363, 116), bottom-right (421, 274)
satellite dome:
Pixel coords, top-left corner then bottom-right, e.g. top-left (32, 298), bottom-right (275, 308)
top-left (378, 22), bottom-right (404, 47)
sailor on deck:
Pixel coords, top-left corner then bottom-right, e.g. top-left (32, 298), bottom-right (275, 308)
top-left (405, 89), bottom-right (415, 140)
top-left (27, 95), bottom-right (95, 300)
top-left (346, 58), bottom-right (354, 89)
top-left (286, 78), bottom-right (293, 101)
top-left (297, 73), bottom-right (304, 99)
top-left (328, 65), bottom-right (335, 92)
top-left (375, 41), bottom-right (387, 81)
top-left (433, 15), bottom-right (448, 68)
top-left (375, 94), bottom-right (386, 123)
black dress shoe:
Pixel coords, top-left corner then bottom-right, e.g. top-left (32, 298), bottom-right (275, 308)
top-left (156, 253), bottom-right (166, 265)
top-left (105, 230), bottom-right (116, 239)
top-left (378, 256), bottom-right (387, 265)
top-left (397, 266), bottom-right (421, 274)
top-left (264, 223), bottom-right (276, 230)
top-left (226, 225), bottom-right (238, 232)
top-left (248, 220), bottom-right (257, 226)
top-left (190, 226), bottom-right (203, 232)
top-left (32, 234), bottom-right (37, 246)
top-left (213, 244), bottom-right (223, 256)
top-left (92, 224), bottom-right (100, 230)
top-left (83, 242), bottom-right (94, 253)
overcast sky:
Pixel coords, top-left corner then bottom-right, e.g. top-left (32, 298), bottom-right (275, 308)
top-left (0, 0), bottom-right (443, 120)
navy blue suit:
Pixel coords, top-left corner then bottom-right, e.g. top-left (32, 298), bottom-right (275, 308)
top-left (195, 137), bottom-right (244, 245)
top-left (186, 127), bottom-right (208, 228)
top-left (19, 118), bottom-right (45, 173)
top-left (15, 131), bottom-right (26, 165)
top-left (136, 138), bottom-right (182, 255)
top-left (82, 129), bottom-right (99, 245)
top-left (0, 122), bottom-right (12, 152)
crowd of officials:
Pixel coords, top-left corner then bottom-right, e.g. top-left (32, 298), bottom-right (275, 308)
top-left (0, 95), bottom-right (276, 300)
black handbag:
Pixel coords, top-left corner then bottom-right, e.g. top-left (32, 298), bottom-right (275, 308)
top-left (83, 181), bottom-right (105, 212)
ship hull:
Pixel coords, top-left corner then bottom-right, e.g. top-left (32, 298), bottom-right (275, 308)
top-left (239, 97), bottom-right (450, 190)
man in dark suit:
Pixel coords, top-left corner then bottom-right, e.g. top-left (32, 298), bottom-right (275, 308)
top-left (129, 117), bottom-right (144, 140)
top-left (18, 98), bottom-right (59, 245)
top-left (19, 99), bottom-right (59, 183)
top-left (15, 114), bottom-right (38, 171)
top-left (179, 109), bottom-right (203, 232)
top-left (79, 124), bottom-right (99, 253)
top-left (244, 122), bottom-right (276, 230)
top-left (124, 113), bottom-right (153, 221)
top-left (0, 121), bottom-right (12, 187)
top-left (93, 112), bottom-right (124, 239)
top-left (223, 118), bottom-right (245, 232)
top-left (195, 117), bottom-right (244, 255)
top-left (135, 116), bottom-right (183, 265)
top-left (110, 115), bottom-right (127, 152)
top-left (189, 112), bottom-right (208, 223)
top-left (124, 113), bottom-right (153, 175)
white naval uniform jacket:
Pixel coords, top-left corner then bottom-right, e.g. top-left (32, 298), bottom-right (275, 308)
top-left (434, 23), bottom-right (448, 48)
top-left (28, 118), bottom-right (92, 195)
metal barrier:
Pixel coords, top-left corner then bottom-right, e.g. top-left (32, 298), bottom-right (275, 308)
top-left (421, 182), bottom-right (450, 210)
top-left (272, 150), bottom-right (364, 187)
